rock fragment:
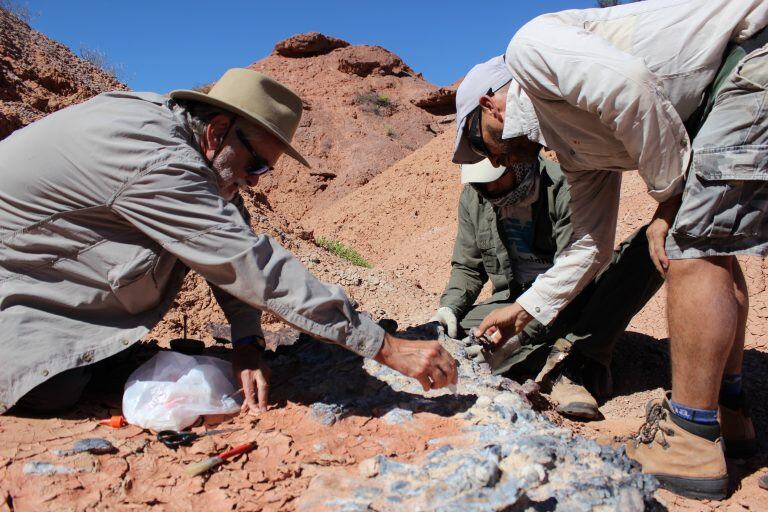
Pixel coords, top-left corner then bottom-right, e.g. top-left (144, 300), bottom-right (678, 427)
top-left (53, 438), bottom-right (116, 456)
top-left (381, 408), bottom-right (413, 425)
top-left (309, 402), bottom-right (343, 426)
top-left (23, 461), bottom-right (84, 476)
top-left (358, 457), bottom-right (380, 478)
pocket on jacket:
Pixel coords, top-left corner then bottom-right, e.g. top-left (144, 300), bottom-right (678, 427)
top-left (107, 249), bottom-right (163, 315)
top-left (480, 248), bottom-right (500, 275)
top-left (476, 233), bottom-right (499, 274)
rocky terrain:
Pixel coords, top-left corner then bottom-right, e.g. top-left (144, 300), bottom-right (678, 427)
top-left (0, 9), bottom-right (126, 140)
top-left (246, 32), bottom-right (457, 223)
top-left (1, 6), bottom-right (767, 511)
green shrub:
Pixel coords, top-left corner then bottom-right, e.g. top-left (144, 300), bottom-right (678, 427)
top-left (355, 91), bottom-right (396, 116)
top-left (315, 237), bottom-right (372, 268)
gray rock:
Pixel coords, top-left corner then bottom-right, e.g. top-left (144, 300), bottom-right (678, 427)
top-left (268, 327), bottom-right (659, 511)
top-left (309, 402), bottom-right (343, 426)
top-left (24, 461), bottom-right (80, 476)
top-left (54, 438), bottom-right (116, 456)
top-left (381, 408), bottom-right (413, 425)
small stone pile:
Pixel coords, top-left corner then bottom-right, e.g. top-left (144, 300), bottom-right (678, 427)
top-left (262, 325), bottom-right (658, 511)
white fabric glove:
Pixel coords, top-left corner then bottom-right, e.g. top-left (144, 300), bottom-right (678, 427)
top-left (430, 307), bottom-right (458, 338)
top-left (465, 334), bottom-right (523, 372)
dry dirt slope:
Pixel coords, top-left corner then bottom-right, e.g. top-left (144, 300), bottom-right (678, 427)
top-left (307, 131), bottom-right (461, 301)
top-left (247, 33), bottom-right (456, 223)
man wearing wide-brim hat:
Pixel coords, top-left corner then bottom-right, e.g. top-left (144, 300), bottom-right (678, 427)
top-left (0, 68), bottom-right (458, 416)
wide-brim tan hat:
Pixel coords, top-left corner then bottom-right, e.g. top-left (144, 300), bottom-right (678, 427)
top-left (170, 68), bottom-right (310, 168)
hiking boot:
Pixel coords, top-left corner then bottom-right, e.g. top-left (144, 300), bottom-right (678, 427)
top-left (535, 338), bottom-right (573, 384)
top-left (550, 365), bottom-right (601, 421)
top-left (625, 394), bottom-right (728, 501)
top-left (719, 391), bottom-right (757, 459)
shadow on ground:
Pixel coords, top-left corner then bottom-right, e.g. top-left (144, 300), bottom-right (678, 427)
top-left (9, 332), bottom-right (475, 426)
top-left (264, 335), bottom-right (475, 423)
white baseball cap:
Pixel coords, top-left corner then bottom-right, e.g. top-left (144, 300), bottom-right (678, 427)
top-left (453, 55), bottom-right (513, 165)
top-left (460, 159), bottom-right (506, 184)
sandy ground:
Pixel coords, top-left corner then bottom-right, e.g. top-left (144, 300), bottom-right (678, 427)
top-left (0, 334), bottom-right (468, 512)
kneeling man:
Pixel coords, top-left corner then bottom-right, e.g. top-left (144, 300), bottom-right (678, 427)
top-left (433, 156), bottom-right (662, 419)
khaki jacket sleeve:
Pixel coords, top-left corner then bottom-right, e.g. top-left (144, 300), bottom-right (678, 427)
top-left (208, 192), bottom-right (264, 343)
top-left (505, 17), bottom-right (690, 202)
top-left (110, 162), bottom-right (384, 358)
top-left (517, 169), bottom-right (621, 325)
top-left (439, 186), bottom-right (488, 318)
top-left (209, 285), bottom-right (265, 343)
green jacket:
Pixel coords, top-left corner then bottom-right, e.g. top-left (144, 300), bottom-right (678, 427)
top-left (440, 157), bottom-right (573, 319)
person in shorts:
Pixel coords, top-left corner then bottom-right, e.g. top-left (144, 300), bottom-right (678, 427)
top-left (452, 0), bottom-right (767, 500)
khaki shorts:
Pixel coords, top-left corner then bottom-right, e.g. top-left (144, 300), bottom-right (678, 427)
top-left (667, 38), bottom-right (768, 259)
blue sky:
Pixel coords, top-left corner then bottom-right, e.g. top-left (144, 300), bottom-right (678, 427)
top-left (24, 0), bottom-right (595, 92)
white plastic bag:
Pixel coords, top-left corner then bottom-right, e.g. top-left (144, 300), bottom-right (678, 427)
top-left (122, 351), bottom-right (241, 431)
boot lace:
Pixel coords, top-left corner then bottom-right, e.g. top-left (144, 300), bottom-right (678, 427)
top-left (631, 402), bottom-right (671, 449)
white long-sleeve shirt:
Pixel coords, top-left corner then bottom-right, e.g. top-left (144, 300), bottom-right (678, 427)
top-left (504, 0), bottom-right (768, 325)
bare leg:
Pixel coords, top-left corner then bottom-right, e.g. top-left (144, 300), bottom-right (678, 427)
top-left (667, 256), bottom-right (737, 409)
top-left (724, 258), bottom-right (748, 375)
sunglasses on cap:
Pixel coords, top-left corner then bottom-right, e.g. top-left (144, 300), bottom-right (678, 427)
top-left (466, 88), bottom-right (495, 158)
top-left (235, 126), bottom-right (273, 176)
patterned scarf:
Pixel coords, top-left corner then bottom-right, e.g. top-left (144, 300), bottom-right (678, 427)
top-left (487, 161), bottom-right (538, 208)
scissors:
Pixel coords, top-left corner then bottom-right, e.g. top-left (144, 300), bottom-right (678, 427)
top-left (157, 428), bottom-right (240, 449)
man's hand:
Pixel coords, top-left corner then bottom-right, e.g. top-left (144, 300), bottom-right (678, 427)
top-left (374, 333), bottom-right (458, 391)
top-left (232, 343), bottom-right (271, 415)
top-left (430, 307), bottom-right (458, 338)
top-left (647, 195), bottom-right (681, 276)
top-left (476, 302), bottom-right (533, 343)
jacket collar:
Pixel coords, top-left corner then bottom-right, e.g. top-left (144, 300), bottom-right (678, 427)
top-left (502, 80), bottom-right (547, 147)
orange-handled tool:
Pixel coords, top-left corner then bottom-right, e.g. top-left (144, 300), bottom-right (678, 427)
top-left (185, 442), bottom-right (256, 477)
top-left (99, 415), bottom-right (127, 428)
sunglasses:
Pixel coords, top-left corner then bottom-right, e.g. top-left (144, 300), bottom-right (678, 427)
top-left (235, 126), bottom-right (272, 176)
top-left (466, 88), bottom-right (495, 158)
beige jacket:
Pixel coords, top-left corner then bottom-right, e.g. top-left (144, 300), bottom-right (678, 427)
top-left (501, 0), bottom-right (768, 324)
top-left (0, 92), bottom-right (384, 413)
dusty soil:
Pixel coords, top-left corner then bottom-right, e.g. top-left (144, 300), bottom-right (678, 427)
top-left (0, 336), bottom-right (466, 512)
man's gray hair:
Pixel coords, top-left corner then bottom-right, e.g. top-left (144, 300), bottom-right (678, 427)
top-left (174, 99), bottom-right (231, 145)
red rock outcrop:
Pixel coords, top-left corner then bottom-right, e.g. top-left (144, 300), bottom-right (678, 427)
top-left (412, 86), bottom-right (457, 115)
top-left (273, 32), bottom-right (350, 58)
top-left (249, 33), bottom-right (455, 223)
top-left (336, 45), bottom-right (413, 77)
top-left (0, 8), bottom-right (126, 140)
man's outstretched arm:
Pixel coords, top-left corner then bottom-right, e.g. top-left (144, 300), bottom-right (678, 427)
top-left (111, 162), bottom-right (457, 407)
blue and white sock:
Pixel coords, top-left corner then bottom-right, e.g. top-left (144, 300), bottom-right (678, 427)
top-left (669, 400), bottom-right (719, 425)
